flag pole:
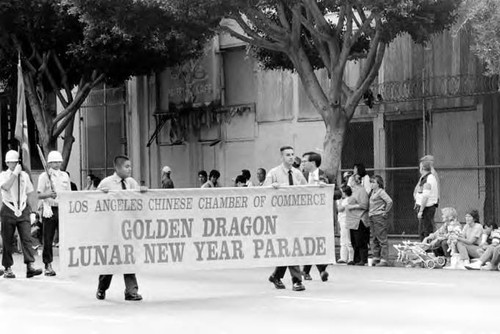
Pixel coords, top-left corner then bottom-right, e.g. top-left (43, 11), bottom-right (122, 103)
top-left (17, 52), bottom-right (22, 207)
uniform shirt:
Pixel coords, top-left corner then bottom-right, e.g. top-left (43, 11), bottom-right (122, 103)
top-left (98, 173), bottom-right (139, 191)
top-left (0, 170), bottom-right (34, 210)
top-left (369, 188), bottom-right (393, 217)
top-left (37, 169), bottom-right (71, 206)
top-left (308, 169), bottom-right (320, 185)
top-left (414, 173), bottom-right (438, 207)
top-left (264, 164), bottom-right (307, 186)
top-left (345, 185), bottom-right (369, 230)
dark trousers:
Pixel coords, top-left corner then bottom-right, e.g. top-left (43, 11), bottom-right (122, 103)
top-left (350, 222), bottom-right (370, 264)
top-left (272, 266), bottom-right (302, 284)
top-left (303, 264), bottom-right (328, 275)
top-left (1, 205), bottom-right (35, 268)
top-left (42, 207), bottom-right (58, 264)
top-left (432, 239), bottom-right (450, 257)
top-left (370, 214), bottom-right (389, 262)
top-left (98, 274), bottom-right (139, 295)
top-left (418, 206), bottom-right (436, 241)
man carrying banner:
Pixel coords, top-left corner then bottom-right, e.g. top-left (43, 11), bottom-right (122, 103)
top-left (96, 155), bottom-right (145, 301)
top-left (37, 150), bottom-right (71, 276)
top-left (265, 146), bottom-right (307, 291)
top-left (1, 150), bottom-right (42, 278)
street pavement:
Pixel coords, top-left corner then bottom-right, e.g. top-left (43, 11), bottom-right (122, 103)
top-left (1, 254), bottom-right (499, 334)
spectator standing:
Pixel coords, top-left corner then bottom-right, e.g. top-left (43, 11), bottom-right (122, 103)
top-left (241, 169), bottom-right (253, 187)
top-left (202, 170), bottom-right (221, 188)
top-left (301, 152), bottom-right (329, 281)
top-left (256, 168), bottom-right (266, 186)
top-left (161, 166), bottom-right (174, 189)
top-left (414, 160), bottom-right (438, 241)
top-left (198, 170), bottom-right (208, 187)
top-left (348, 163), bottom-right (371, 194)
top-left (337, 185), bottom-right (354, 265)
top-left (265, 146), bottom-right (307, 291)
top-left (346, 174), bottom-right (370, 266)
top-left (420, 155), bottom-right (440, 205)
top-left (368, 175), bottom-right (393, 267)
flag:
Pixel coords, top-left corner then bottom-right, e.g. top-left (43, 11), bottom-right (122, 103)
top-left (14, 57), bottom-right (31, 172)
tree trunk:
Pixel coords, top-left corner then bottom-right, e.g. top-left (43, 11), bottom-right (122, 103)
top-left (321, 109), bottom-right (348, 185)
top-left (61, 113), bottom-right (76, 171)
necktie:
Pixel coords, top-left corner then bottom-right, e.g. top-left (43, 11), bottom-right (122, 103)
top-left (288, 170), bottom-right (294, 186)
top-left (120, 179), bottom-right (127, 190)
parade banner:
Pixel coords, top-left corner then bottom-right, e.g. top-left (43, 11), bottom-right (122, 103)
top-left (58, 186), bottom-right (335, 275)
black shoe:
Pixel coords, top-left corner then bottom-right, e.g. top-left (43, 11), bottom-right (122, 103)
top-left (320, 271), bottom-right (329, 282)
top-left (337, 260), bottom-right (347, 264)
top-left (355, 262), bottom-right (366, 266)
top-left (26, 263), bottom-right (42, 278)
top-left (303, 272), bottom-right (312, 280)
top-left (268, 275), bottom-right (286, 289)
top-left (292, 282), bottom-right (305, 291)
top-left (125, 293), bottom-right (143, 301)
top-left (347, 261), bottom-right (355, 266)
top-left (45, 263), bottom-right (56, 277)
top-left (4, 267), bottom-right (15, 278)
top-left (96, 290), bottom-right (106, 300)
top-left (0, 268), bottom-right (3, 276)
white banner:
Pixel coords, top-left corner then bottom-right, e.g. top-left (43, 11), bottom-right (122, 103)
top-left (58, 186), bottom-right (335, 275)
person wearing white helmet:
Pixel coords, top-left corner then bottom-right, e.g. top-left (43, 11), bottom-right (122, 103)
top-left (160, 166), bottom-right (174, 189)
top-left (37, 150), bottom-right (71, 276)
top-left (0, 150), bottom-right (43, 278)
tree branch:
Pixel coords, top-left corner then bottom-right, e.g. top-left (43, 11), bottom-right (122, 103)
top-left (34, 50), bottom-right (69, 108)
top-left (290, 4), bottom-right (302, 47)
top-left (245, 7), bottom-right (286, 37)
top-left (53, 52), bottom-right (73, 103)
top-left (276, 0), bottom-right (291, 31)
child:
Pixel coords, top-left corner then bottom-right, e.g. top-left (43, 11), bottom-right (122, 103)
top-left (337, 185), bottom-right (354, 264)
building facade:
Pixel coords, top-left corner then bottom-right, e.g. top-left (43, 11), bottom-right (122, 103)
top-left (72, 29), bottom-right (499, 235)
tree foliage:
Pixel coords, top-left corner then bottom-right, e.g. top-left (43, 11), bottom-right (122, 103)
top-left (457, 0), bottom-right (500, 77)
top-left (218, 0), bottom-right (461, 178)
top-left (0, 0), bottom-right (223, 168)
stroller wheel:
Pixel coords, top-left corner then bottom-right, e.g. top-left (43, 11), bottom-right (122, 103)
top-left (425, 260), bottom-right (436, 269)
top-left (497, 263), bottom-right (500, 271)
top-left (436, 257), bottom-right (446, 267)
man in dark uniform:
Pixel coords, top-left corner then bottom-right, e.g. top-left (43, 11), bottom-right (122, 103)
top-left (95, 155), bottom-right (146, 301)
top-left (1, 150), bottom-right (42, 278)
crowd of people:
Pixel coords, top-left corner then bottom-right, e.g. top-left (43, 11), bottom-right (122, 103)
top-left (0, 145), bottom-right (497, 302)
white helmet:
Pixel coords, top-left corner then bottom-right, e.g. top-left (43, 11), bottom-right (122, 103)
top-left (47, 151), bottom-right (63, 163)
top-left (5, 150), bottom-right (19, 163)
top-left (162, 166), bottom-right (172, 174)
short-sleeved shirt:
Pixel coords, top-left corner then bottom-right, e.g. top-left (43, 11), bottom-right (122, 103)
top-left (462, 223), bottom-right (483, 246)
top-left (414, 173), bottom-right (438, 207)
top-left (264, 164), bottom-right (307, 186)
top-left (0, 170), bottom-right (34, 207)
top-left (37, 169), bottom-right (71, 206)
top-left (98, 173), bottom-right (139, 191)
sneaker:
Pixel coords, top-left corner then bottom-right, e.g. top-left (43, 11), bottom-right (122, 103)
top-left (124, 293), bottom-right (143, 301)
top-left (292, 282), bottom-right (305, 291)
top-left (4, 267), bottom-right (15, 278)
top-left (96, 290), bottom-right (106, 300)
top-left (303, 273), bottom-right (312, 280)
top-left (45, 263), bottom-right (56, 277)
top-left (337, 260), bottom-right (347, 264)
top-left (465, 261), bottom-right (482, 270)
top-left (268, 275), bottom-right (286, 289)
top-left (26, 263), bottom-right (42, 278)
top-left (320, 271), bottom-right (329, 282)
top-left (480, 263), bottom-right (497, 271)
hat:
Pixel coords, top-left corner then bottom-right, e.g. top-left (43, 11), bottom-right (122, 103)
top-left (5, 150), bottom-right (19, 162)
top-left (47, 151), bottom-right (63, 163)
top-left (162, 166), bottom-right (172, 174)
top-left (420, 155), bottom-right (435, 162)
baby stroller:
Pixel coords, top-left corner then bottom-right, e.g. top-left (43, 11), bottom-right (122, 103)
top-left (393, 241), bottom-right (447, 269)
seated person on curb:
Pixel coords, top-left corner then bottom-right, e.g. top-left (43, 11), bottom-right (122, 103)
top-left (423, 207), bottom-right (460, 259)
top-left (455, 209), bottom-right (483, 268)
top-left (465, 227), bottom-right (500, 270)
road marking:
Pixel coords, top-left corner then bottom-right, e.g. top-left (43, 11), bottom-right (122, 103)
top-left (276, 296), bottom-right (362, 304)
top-left (370, 280), bottom-right (455, 287)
